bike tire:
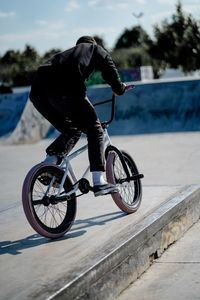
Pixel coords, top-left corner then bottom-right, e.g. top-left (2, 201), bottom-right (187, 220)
top-left (106, 150), bottom-right (142, 213)
top-left (22, 163), bottom-right (77, 239)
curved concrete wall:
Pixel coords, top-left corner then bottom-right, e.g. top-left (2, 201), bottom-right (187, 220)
top-left (0, 91), bottom-right (28, 137)
top-left (0, 77), bottom-right (200, 144)
top-left (88, 77), bottom-right (200, 135)
top-left (5, 99), bottom-right (51, 145)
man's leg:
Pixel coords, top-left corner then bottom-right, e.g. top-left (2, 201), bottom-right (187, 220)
top-left (63, 97), bottom-right (118, 196)
top-left (65, 97), bottom-right (105, 171)
top-left (31, 96), bottom-right (81, 163)
top-left (46, 131), bottom-right (82, 159)
top-left (45, 96), bottom-right (82, 160)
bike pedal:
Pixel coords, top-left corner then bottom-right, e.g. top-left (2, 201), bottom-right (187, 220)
top-left (130, 174), bottom-right (144, 180)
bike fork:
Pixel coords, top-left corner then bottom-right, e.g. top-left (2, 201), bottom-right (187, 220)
top-left (105, 145), bottom-right (144, 182)
top-left (105, 145), bottom-right (131, 179)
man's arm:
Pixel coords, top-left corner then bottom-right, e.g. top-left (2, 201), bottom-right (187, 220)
top-left (94, 46), bottom-right (126, 96)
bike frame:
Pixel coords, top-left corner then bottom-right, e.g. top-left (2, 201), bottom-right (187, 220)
top-left (54, 126), bottom-right (112, 199)
top-left (44, 85), bottom-right (135, 200)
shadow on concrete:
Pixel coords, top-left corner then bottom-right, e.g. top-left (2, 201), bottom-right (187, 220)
top-left (0, 230), bottom-right (86, 256)
top-left (71, 211), bottom-right (126, 232)
top-left (0, 211), bottom-right (125, 256)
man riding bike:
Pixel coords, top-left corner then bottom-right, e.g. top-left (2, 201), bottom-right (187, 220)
top-left (30, 36), bottom-right (126, 197)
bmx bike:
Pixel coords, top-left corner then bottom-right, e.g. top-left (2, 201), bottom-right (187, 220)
top-left (22, 85), bottom-right (144, 239)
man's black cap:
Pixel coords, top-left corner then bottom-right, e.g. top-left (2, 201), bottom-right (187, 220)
top-left (76, 36), bottom-right (97, 45)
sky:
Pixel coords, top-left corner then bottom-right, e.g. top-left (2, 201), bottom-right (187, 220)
top-left (0, 0), bottom-right (200, 55)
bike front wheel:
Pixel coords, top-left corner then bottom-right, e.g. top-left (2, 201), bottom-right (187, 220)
top-left (106, 150), bottom-right (142, 213)
top-left (22, 163), bottom-right (77, 239)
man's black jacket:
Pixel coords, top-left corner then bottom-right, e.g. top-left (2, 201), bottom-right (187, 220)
top-left (30, 42), bottom-right (125, 100)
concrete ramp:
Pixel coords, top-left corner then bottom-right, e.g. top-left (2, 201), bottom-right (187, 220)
top-left (0, 91), bottom-right (28, 137)
top-left (1, 77), bottom-right (200, 144)
top-left (0, 90), bottom-right (51, 145)
top-left (4, 99), bottom-right (51, 145)
top-left (37, 77), bottom-right (200, 139)
top-left (88, 77), bottom-right (200, 135)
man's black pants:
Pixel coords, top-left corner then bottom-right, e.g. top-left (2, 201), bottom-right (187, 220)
top-left (31, 95), bottom-right (105, 171)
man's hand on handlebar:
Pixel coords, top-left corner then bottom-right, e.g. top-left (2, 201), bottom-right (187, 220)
top-left (114, 83), bottom-right (135, 96)
top-left (114, 83), bottom-right (126, 96)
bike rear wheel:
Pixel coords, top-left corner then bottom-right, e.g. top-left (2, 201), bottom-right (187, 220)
top-left (106, 150), bottom-right (142, 213)
top-left (22, 163), bottom-right (76, 239)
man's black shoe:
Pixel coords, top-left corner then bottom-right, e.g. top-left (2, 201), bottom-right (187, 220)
top-left (93, 183), bottom-right (119, 197)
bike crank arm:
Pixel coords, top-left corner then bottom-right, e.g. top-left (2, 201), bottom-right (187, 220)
top-left (54, 194), bottom-right (73, 202)
top-left (54, 185), bottom-right (79, 201)
top-left (32, 194), bottom-right (72, 206)
top-left (47, 179), bottom-right (95, 203)
top-left (54, 178), bottom-right (94, 201)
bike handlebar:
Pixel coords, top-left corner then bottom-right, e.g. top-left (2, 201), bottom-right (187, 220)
top-left (93, 84), bottom-right (135, 127)
top-left (125, 84), bottom-right (135, 91)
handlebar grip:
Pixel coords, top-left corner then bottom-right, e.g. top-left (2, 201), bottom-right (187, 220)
top-left (125, 84), bottom-right (135, 91)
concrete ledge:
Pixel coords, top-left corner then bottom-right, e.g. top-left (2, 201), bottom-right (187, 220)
top-left (47, 185), bottom-right (200, 300)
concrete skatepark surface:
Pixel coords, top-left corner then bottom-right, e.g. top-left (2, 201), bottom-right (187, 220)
top-left (0, 132), bottom-right (200, 299)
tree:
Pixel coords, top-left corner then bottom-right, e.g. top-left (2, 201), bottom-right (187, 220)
top-left (112, 25), bottom-right (153, 71)
top-left (14, 45), bottom-right (40, 86)
top-left (0, 45), bottom-right (40, 86)
top-left (0, 49), bottom-right (21, 85)
top-left (111, 47), bottom-right (152, 69)
top-left (1, 49), bottom-right (21, 65)
top-left (148, 2), bottom-right (200, 73)
top-left (114, 26), bottom-right (150, 49)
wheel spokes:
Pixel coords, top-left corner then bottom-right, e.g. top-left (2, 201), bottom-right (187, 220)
top-left (31, 172), bottom-right (68, 229)
top-left (114, 154), bottom-right (136, 205)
